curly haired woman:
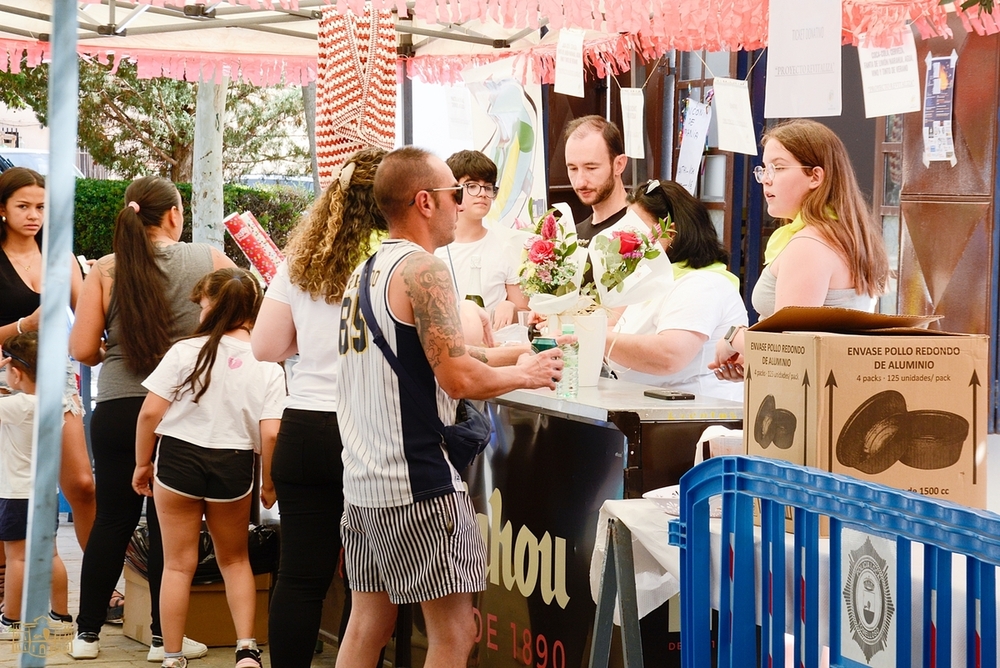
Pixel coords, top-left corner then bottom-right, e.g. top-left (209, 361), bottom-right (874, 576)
top-left (251, 147), bottom-right (387, 667)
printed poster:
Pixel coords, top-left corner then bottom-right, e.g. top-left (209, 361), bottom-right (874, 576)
top-left (840, 528), bottom-right (896, 667)
top-left (555, 29), bottom-right (585, 98)
top-left (922, 50), bottom-right (958, 167)
top-left (857, 31), bottom-right (921, 119)
top-left (764, 0), bottom-right (842, 118)
top-left (674, 99), bottom-right (712, 196)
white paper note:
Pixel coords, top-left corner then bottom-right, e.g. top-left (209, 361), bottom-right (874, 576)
top-left (675, 99), bottom-right (712, 195)
top-left (858, 30), bottom-right (921, 118)
top-left (446, 85), bottom-right (475, 148)
top-left (555, 29), bottom-right (585, 98)
top-left (712, 77), bottom-right (757, 155)
top-left (620, 88), bottom-right (645, 159)
top-left (765, 0), bottom-right (843, 118)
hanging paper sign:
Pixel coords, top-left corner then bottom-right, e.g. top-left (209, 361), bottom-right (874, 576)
top-left (620, 88), bottom-right (645, 159)
top-left (554, 29), bottom-right (585, 98)
top-left (858, 31), bottom-right (921, 119)
top-left (922, 50), bottom-right (958, 167)
top-left (764, 0), bottom-right (842, 118)
top-left (675, 99), bottom-right (712, 196)
top-left (712, 77), bottom-right (757, 155)
top-left (446, 85), bottom-right (475, 148)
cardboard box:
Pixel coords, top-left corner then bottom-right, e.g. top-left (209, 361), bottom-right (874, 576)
top-left (123, 564), bottom-right (270, 647)
top-left (743, 307), bottom-right (987, 510)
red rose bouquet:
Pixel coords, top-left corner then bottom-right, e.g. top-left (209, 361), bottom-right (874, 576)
top-left (587, 209), bottom-right (674, 308)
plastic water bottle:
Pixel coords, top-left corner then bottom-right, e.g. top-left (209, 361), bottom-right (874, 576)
top-left (556, 323), bottom-right (579, 399)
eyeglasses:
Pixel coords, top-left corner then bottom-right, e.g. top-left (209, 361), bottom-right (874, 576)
top-left (752, 163), bottom-right (814, 184)
top-left (461, 182), bottom-right (499, 199)
top-left (644, 179), bottom-right (661, 195)
top-left (408, 185), bottom-right (465, 207)
top-left (1, 349), bottom-right (32, 370)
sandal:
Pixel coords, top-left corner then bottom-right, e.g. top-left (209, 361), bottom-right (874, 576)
top-left (105, 589), bottom-right (124, 624)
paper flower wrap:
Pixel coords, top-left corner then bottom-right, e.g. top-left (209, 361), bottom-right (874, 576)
top-left (587, 208), bottom-right (673, 308)
top-left (223, 211), bottom-right (284, 284)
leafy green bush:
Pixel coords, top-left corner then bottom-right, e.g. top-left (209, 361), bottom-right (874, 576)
top-left (73, 179), bottom-right (314, 268)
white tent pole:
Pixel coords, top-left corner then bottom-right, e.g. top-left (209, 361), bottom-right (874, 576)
top-left (192, 75), bottom-right (228, 250)
top-left (21, 0), bottom-right (76, 663)
top-left (303, 82), bottom-right (320, 195)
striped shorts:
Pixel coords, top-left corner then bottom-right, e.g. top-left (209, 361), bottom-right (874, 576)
top-left (341, 492), bottom-right (487, 604)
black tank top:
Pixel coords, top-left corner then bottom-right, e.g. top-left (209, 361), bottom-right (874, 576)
top-left (0, 249), bottom-right (41, 327)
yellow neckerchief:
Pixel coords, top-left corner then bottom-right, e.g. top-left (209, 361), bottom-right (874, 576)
top-left (672, 261), bottom-right (741, 290)
top-left (763, 212), bottom-right (806, 265)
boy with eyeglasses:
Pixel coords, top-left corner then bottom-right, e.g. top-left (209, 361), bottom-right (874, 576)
top-left (435, 150), bottom-right (528, 331)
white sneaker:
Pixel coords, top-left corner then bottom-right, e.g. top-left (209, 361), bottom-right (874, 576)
top-left (46, 617), bottom-right (76, 637)
top-left (147, 637), bottom-right (209, 662)
top-left (0, 617), bottom-right (19, 641)
top-left (68, 632), bottom-right (100, 659)
top-left (162, 657), bottom-right (188, 668)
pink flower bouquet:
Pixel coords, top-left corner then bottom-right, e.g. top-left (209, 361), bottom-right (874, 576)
top-left (517, 203), bottom-right (589, 315)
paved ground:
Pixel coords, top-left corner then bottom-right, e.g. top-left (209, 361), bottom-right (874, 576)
top-left (0, 518), bottom-right (341, 667)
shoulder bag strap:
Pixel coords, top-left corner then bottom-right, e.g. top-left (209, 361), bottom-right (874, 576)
top-left (358, 254), bottom-right (447, 433)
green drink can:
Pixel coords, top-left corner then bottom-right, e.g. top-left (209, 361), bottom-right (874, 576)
top-left (531, 337), bottom-right (558, 354)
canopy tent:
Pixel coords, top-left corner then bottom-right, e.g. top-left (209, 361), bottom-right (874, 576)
top-left (2, 1), bottom-right (1000, 88)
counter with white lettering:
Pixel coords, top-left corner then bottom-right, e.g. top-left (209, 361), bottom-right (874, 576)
top-left (465, 377), bottom-right (741, 668)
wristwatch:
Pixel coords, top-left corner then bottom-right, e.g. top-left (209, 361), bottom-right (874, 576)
top-left (723, 325), bottom-right (746, 346)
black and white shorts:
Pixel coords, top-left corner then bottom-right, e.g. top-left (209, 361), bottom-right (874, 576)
top-left (154, 435), bottom-right (254, 503)
top-left (341, 492), bottom-right (487, 604)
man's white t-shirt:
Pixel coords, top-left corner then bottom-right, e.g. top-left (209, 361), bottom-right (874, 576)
top-left (0, 393), bottom-right (35, 499)
top-left (143, 335), bottom-right (286, 452)
top-left (262, 261), bottom-right (341, 412)
top-left (610, 270), bottom-right (747, 402)
top-left (435, 229), bottom-right (523, 312)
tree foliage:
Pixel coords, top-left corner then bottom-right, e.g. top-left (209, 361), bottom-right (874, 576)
top-left (0, 57), bottom-right (309, 182)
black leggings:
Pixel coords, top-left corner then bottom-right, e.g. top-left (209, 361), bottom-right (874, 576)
top-left (76, 397), bottom-right (164, 637)
top-left (268, 408), bottom-right (347, 667)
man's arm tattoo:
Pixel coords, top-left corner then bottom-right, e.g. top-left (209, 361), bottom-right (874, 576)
top-left (402, 253), bottom-right (466, 368)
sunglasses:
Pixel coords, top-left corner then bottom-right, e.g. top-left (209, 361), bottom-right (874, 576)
top-left (408, 185), bottom-right (465, 207)
top-left (1, 349), bottom-right (32, 370)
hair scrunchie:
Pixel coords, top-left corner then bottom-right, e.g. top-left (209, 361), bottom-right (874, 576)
top-left (329, 162), bottom-right (356, 192)
top-left (127, 201), bottom-right (140, 213)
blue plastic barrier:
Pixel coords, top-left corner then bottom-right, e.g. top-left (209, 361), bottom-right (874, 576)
top-left (667, 456), bottom-right (1000, 668)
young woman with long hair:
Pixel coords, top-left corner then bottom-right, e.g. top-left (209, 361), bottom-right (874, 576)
top-left (69, 176), bottom-right (234, 660)
top-left (0, 167), bottom-right (94, 591)
top-left (711, 119), bottom-right (889, 380)
top-left (133, 268), bottom-right (284, 668)
top-left (251, 147), bottom-right (387, 667)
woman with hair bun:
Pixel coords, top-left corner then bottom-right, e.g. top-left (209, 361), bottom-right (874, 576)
top-left (252, 147), bottom-right (387, 667)
top-left (605, 179), bottom-right (747, 402)
top-left (69, 176), bottom-right (234, 661)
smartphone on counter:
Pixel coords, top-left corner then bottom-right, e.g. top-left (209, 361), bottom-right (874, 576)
top-left (644, 389), bottom-right (696, 401)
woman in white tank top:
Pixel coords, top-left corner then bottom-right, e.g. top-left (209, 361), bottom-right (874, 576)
top-left (711, 119), bottom-right (890, 381)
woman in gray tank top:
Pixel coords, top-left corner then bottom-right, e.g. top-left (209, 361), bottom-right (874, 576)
top-left (68, 176), bottom-right (234, 661)
top-left (711, 119), bottom-right (889, 382)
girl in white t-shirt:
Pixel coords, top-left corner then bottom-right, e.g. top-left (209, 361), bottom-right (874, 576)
top-left (132, 269), bottom-right (285, 668)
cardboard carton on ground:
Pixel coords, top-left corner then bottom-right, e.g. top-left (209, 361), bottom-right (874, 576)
top-left (123, 564), bottom-right (270, 647)
top-left (743, 307), bottom-right (987, 510)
